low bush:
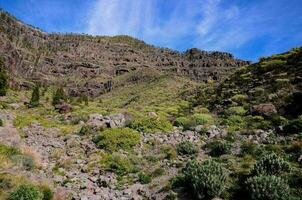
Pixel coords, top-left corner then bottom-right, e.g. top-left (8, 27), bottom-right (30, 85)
top-left (206, 140), bottom-right (231, 157)
top-left (176, 141), bottom-right (197, 156)
top-left (192, 114), bottom-right (214, 125)
top-left (101, 153), bottom-right (137, 176)
top-left (8, 184), bottom-right (42, 200)
top-left (0, 144), bottom-right (20, 157)
top-left (0, 118), bottom-right (3, 127)
top-left (129, 116), bottom-right (173, 133)
top-left (221, 115), bottom-right (246, 132)
top-left (151, 168), bottom-right (165, 177)
top-left (240, 142), bottom-right (260, 157)
top-left (160, 145), bottom-right (177, 160)
top-left (39, 185), bottom-right (53, 200)
top-left (231, 94), bottom-right (248, 105)
top-left (245, 175), bottom-right (289, 200)
top-left (246, 115), bottom-right (272, 130)
top-left (284, 116), bottom-right (302, 134)
top-left (93, 128), bottom-right (140, 152)
top-left (252, 153), bottom-right (290, 175)
top-left (226, 106), bottom-right (246, 116)
top-left (78, 125), bottom-right (96, 136)
top-left (174, 117), bottom-right (190, 127)
top-left (138, 172), bottom-right (152, 184)
top-left (182, 159), bottom-right (229, 200)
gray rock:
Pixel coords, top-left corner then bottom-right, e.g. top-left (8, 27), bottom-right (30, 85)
top-left (206, 125), bottom-right (227, 138)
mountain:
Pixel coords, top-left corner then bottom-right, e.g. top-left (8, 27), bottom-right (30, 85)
top-left (0, 10), bottom-right (249, 97)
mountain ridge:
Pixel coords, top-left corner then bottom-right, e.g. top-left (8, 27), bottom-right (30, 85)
top-left (0, 9), bottom-right (249, 97)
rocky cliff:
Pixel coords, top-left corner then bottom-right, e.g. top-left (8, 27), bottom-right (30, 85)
top-left (0, 10), bottom-right (249, 97)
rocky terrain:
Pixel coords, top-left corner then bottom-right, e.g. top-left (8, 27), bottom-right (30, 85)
top-left (0, 9), bottom-right (302, 200)
top-left (0, 10), bottom-right (249, 97)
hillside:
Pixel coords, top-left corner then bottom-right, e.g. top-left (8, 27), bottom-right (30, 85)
top-left (0, 10), bottom-right (249, 97)
top-left (0, 9), bottom-right (301, 200)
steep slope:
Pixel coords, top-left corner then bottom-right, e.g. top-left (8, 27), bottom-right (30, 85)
top-left (214, 47), bottom-right (302, 117)
top-left (0, 10), bottom-right (249, 97)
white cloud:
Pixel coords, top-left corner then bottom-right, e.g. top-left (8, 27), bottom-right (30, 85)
top-left (86, 0), bottom-right (302, 56)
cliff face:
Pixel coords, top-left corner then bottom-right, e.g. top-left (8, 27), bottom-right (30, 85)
top-left (0, 10), bottom-right (250, 97)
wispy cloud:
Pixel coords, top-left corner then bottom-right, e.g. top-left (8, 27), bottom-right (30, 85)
top-left (85, 0), bottom-right (302, 60)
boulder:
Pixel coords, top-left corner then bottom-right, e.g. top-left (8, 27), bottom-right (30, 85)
top-left (250, 103), bottom-right (277, 117)
top-left (87, 113), bottom-right (127, 129)
top-left (206, 125), bottom-right (227, 138)
top-left (55, 102), bottom-right (72, 114)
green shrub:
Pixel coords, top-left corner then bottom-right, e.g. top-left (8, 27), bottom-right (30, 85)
top-left (160, 145), bottom-right (177, 160)
top-left (29, 85), bottom-right (40, 108)
top-left (252, 153), bottom-right (290, 175)
top-left (176, 141), bottom-right (197, 155)
top-left (284, 116), bottom-right (302, 134)
top-left (221, 115), bottom-right (246, 132)
top-left (182, 119), bottom-right (198, 131)
top-left (129, 116), bottom-right (173, 133)
top-left (271, 115), bottom-right (288, 126)
top-left (241, 142), bottom-right (260, 157)
top-left (39, 185), bottom-right (53, 200)
top-left (8, 184), bottom-right (42, 200)
top-left (93, 128), bottom-right (140, 152)
top-left (192, 114), bottom-right (214, 125)
top-left (0, 144), bottom-right (20, 157)
top-left (174, 117), bottom-right (190, 127)
top-left (78, 125), bottom-right (96, 136)
top-left (246, 115), bottom-right (271, 130)
top-left (0, 118), bottom-right (3, 127)
top-left (52, 87), bottom-right (67, 106)
top-left (78, 94), bottom-right (89, 106)
top-left (245, 175), bottom-right (289, 200)
top-left (0, 57), bottom-right (8, 96)
top-left (151, 168), bottom-right (165, 177)
top-left (206, 140), bottom-right (231, 157)
top-left (226, 106), bottom-right (246, 116)
top-left (101, 153), bottom-right (137, 176)
top-left (231, 94), bottom-right (248, 104)
top-left (182, 159), bottom-right (228, 200)
top-left (138, 172), bottom-right (152, 184)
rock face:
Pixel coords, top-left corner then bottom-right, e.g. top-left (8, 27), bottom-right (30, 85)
top-left (0, 11), bottom-right (249, 97)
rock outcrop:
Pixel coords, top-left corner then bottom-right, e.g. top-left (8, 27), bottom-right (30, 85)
top-left (0, 10), bottom-right (250, 97)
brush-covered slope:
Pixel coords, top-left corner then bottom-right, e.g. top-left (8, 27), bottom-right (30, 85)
top-left (214, 47), bottom-right (302, 117)
top-left (0, 10), bottom-right (249, 97)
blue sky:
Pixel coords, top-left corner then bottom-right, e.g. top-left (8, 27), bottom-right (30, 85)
top-left (0, 0), bottom-right (302, 61)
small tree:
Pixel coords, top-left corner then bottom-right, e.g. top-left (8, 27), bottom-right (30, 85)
top-left (0, 57), bottom-right (8, 96)
top-left (52, 87), bottom-right (66, 106)
top-left (29, 85), bottom-right (40, 108)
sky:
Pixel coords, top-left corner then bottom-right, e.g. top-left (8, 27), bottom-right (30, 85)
top-left (0, 0), bottom-right (302, 61)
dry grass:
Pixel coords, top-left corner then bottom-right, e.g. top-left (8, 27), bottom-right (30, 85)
top-left (21, 146), bottom-right (43, 169)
